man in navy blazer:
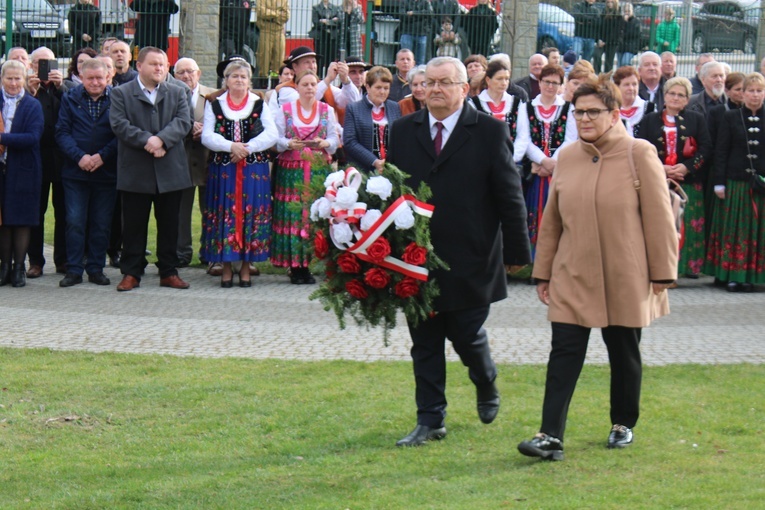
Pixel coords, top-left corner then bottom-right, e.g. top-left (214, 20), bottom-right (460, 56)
top-left (388, 57), bottom-right (531, 447)
top-left (343, 67), bottom-right (402, 173)
top-left (109, 46), bottom-right (192, 291)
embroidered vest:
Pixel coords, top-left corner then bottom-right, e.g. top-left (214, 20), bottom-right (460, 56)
top-left (207, 98), bottom-right (271, 165)
top-left (527, 101), bottom-right (570, 158)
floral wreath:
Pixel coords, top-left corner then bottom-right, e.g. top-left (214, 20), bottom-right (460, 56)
top-left (304, 158), bottom-right (447, 345)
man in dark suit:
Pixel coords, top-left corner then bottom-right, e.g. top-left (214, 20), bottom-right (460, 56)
top-left (638, 51), bottom-right (665, 112)
top-left (109, 46), bottom-right (192, 291)
top-left (687, 61), bottom-right (727, 118)
top-left (514, 53), bottom-right (547, 101)
top-left (387, 57), bottom-right (531, 447)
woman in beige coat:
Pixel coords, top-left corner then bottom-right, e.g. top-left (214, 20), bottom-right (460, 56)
top-left (518, 80), bottom-right (678, 461)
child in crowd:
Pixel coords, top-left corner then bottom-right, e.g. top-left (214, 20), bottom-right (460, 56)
top-left (434, 17), bottom-right (461, 58)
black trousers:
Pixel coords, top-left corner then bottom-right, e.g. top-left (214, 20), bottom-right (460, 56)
top-left (120, 190), bottom-right (182, 280)
top-left (28, 178), bottom-right (67, 269)
top-left (406, 305), bottom-right (496, 428)
top-left (540, 322), bottom-right (642, 441)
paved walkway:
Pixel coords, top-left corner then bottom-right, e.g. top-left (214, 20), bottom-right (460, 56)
top-left (2, 257), bottom-right (764, 366)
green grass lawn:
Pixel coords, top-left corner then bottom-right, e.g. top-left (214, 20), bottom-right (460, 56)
top-left (1, 348), bottom-right (763, 509)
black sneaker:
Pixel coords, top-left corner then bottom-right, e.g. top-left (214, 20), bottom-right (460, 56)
top-left (88, 272), bottom-right (111, 286)
top-left (59, 273), bottom-right (83, 287)
top-left (518, 433), bottom-right (564, 461)
top-left (607, 424), bottom-right (634, 449)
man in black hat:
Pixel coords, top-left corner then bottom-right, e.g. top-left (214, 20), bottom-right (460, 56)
top-left (267, 46), bottom-right (361, 124)
top-left (345, 56), bottom-right (371, 95)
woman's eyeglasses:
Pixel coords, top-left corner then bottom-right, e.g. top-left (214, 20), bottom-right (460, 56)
top-left (572, 108), bottom-right (612, 120)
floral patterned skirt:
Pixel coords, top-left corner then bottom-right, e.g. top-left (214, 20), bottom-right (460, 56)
top-left (526, 174), bottom-right (550, 259)
top-left (271, 158), bottom-right (330, 268)
top-left (679, 181), bottom-right (706, 276)
top-left (704, 179), bottom-right (765, 283)
top-left (200, 161), bottom-right (272, 263)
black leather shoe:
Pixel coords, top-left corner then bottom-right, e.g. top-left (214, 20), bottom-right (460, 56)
top-left (395, 424), bottom-right (447, 447)
top-left (221, 278), bottom-right (234, 288)
top-left (109, 253), bottom-right (121, 269)
top-left (59, 273), bottom-right (84, 287)
top-left (518, 433), bottom-right (564, 461)
top-left (87, 272), bottom-right (111, 286)
top-left (607, 424), bottom-right (634, 449)
top-left (741, 282), bottom-right (755, 293)
top-left (0, 263), bottom-right (10, 286)
top-left (727, 281), bottom-right (740, 293)
top-left (685, 273), bottom-right (699, 279)
top-left (476, 381), bottom-right (500, 424)
top-left (11, 263), bottom-right (26, 288)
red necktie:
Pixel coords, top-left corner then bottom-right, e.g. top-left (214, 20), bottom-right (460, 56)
top-left (434, 121), bottom-right (444, 156)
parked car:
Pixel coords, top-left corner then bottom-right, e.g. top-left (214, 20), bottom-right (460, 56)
top-left (55, 0), bottom-right (136, 44)
top-left (0, 0), bottom-right (69, 56)
top-left (537, 2), bottom-right (575, 52)
top-left (634, 1), bottom-right (701, 51)
top-left (691, 0), bottom-right (759, 54)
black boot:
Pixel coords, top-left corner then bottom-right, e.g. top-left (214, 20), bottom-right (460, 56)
top-left (11, 262), bottom-right (26, 288)
top-left (0, 263), bottom-right (10, 286)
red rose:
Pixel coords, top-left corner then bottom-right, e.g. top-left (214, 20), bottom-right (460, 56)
top-left (395, 277), bottom-right (420, 298)
top-left (345, 280), bottom-right (368, 299)
top-left (364, 268), bottom-right (391, 289)
top-left (314, 230), bottom-right (329, 259)
top-left (366, 237), bottom-right (391, 263)
top-left (402, 242), bottom-right (428, 266)
top-left (337, 252), bottom-right (361, 273)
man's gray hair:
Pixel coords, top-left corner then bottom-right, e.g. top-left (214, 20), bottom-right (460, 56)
top-left (489, 53), bottom-right (511, 68)
top-left (30, 46), bottom-right (55, 60)
top-left (696, 53), bottom-right (714, 65)
top-left (699, 61), bottom-right (726, 81)
top-left (80, 58), bottom-right (108, 74)
top-left (406, 65), bottom-right (426, 84)
top-left (426, 57), bottom-right (468, 84)
top-left (175, 57), bottom-right (199, 71)
top-left (638, 51), bottom-right (660, 67)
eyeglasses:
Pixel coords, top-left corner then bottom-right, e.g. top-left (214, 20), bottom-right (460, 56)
top-left (424, 79), bottom-right (464, 89)
top-left (665, 91), bottom-right (687, 98)
top-left (540, 79), bottom-right (562, 87)
top-left (175, 69), bottom-right (199, 76)
top-left (572, 108), bottom-right (612, 120)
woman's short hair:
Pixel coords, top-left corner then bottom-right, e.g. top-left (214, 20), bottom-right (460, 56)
top-left (484, 59), bottom-right (509, 81)
top-left (406, 65), bottom-right (426, 84)
top-left (725, 72), bottom-right (745, 91)
top-left (663, 76), bottom-right (692, 97)
top-left (463, 54), bottom-right (488, 71)
top-left (295, 69), bottom-right (319, 86)
top-left (743, 72), bottom-right (765, 91)
top-left (539, 64), bottom-right (564, 83)
top-left (67, 47), bottom-right (98, 78)
top-left (365, 66), bottom-right (393, 88)
top-left (221, 61), bottom-right (253, 90)
top-left (567, 66), bottom-right (597, 84)
top-left (573, 78), bottom-right (623, 110)
top-left (612, 65), bottom-right (639, 85)
top-left (1, 59), bottom-right (27, 78)
top-left (571, 59), bottom-right (595, 75)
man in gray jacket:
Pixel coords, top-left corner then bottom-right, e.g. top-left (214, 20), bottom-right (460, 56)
top-left (109, 46), bottom-right (192, 291)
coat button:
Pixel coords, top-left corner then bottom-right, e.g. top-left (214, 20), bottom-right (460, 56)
top-left (592, 156), bottom-right (599, 163)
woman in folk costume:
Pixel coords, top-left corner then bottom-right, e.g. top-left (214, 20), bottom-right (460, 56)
top-left (470, 59), bottom-right (530, 164)
top-left (523, 64), bottom-right (578, 258)
top-left (613, 65), bottom-right (654, 137)
top-left (272, 70), bottom-right (340, 284)
top-left (637, 77), bottom-right (710, 279)
top-left (201, 58), bottom-right (278, 288)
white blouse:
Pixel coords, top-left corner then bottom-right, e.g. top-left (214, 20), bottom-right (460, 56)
top-left (201, 91), bottom-right (278, 154)
top-left (274, 99), bottom-right (340, 155)
top-left (476, 90), bottom-right (530, 164)
top-left (525, 95), bottom-right (578, 164)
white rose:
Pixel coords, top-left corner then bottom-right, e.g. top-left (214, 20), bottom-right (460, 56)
top-left (335, 187), bottom-right (359, 208)
top-left (332, 222), bottom-right (354, 244)
top-left (366, 176), bottom-right (393, 200)
top-left (360, 209), bottom-right (382, 231)
top-left (310, 197), bottom-right (331, 221)
top-left (324, 170), bottom-right (345, 189)
top-left (394, 205), bottom-right (415, 230)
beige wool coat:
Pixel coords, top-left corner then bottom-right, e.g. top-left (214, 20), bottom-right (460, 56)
top-left (532, 121), bottom-right (678, 328)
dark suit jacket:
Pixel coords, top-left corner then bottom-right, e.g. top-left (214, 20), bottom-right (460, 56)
top-left (639, 78), bottom-right (665, 112)
top-left (32, 84), bottom-right (65, 182)
top-left (687, 91), bottom-right (726, 118)
top-left (507, 82), bottom-right (529, 103)
top-left (388, 105), bottom-right (531, 312)
top-left (109, 79), bottom-right (192, 194)
top-left (713, 106), bottom-right (765, 186)
top-left (0, 94), bottom-right (44, 225)
top-left (343, 98), bottom-right (402, 172)
top-left (513, 75), bottom-right (538, 101)
top-left (636, 109), bottom-right (710, 184)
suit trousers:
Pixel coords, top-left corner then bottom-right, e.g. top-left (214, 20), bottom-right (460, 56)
top-left (257, 23), bottom-right (286, 76)
top-left (406, 305), bottom-right (497, 428)
top-left (120, 189), bottom-right (182, 280)
top-left (177, 185), bottom-right (207, 264)
top-left (28, 178), bottom-right (67, 269)
top-left (540, 322), bottom-right (642, 441)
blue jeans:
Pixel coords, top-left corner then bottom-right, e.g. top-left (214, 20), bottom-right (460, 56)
top-left (620, 52), bottom-right (635, 66)
top-left (63, 179), bottom-right (118, 276)
top-left (400, 34), bottom-right (427, 66)
top-left (574, 37), bottom-right (595, 63)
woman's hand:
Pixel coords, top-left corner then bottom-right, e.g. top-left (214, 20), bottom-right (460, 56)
top-left (536, 282), bottom-right (550, 306)
top-left (230, 142), bottom-right (249, 163)
top-left (539, 157), bottom-right (556, 177)
top-left (715, 187), bottom-right (725, 199)
top-left (373, 159), bottom-right (385, 173)
top-left (652, 282), bottom-right (673, 294)
top-left (313, 137), bottom-right (329, 149)
top-left (288, 138), bottom-right (305, 151)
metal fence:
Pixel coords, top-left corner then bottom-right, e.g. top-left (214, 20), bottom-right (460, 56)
top-left (1, 0), bottom-right (761, 77)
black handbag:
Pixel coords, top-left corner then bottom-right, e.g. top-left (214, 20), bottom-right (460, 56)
top-left (740, 109), bottom-right (765, 195)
